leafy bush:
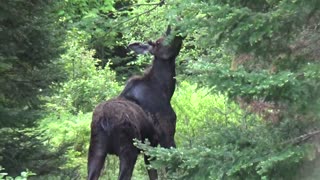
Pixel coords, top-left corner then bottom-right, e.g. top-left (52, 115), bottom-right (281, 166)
top-left (172, 81), bottom-right (242, 146)
top-left (0, 166), bottom-right (35, 180)
top-left (44, 29), bottom-right (121, 114)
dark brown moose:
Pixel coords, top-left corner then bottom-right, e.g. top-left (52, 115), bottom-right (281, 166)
top-left (87, 26), bottom-right (183, 180)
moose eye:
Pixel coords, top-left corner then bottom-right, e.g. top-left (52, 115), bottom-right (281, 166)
top-left (156, 40), bottom-right (161, 46)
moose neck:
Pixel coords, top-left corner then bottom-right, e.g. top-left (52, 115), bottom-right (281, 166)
top-left (149, 57), bottom-right (176, 100)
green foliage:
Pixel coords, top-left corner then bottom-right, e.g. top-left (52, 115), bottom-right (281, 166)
top-left (0, 128), bottom-right (67, 177)
top-left (45, 29), bottom-right (121, 114)
top-left (172, 82), bottom-right (242, 146)
top-left (0, 0), bottom-right (68, 177)
top-left (38, 112), bottom-right (90, 179)
top-left (0, 166), bottom-right (35, 180)
top-left (56, 0), bottom-right (141, 79)
top-left (137, 141), bottom-right (314, 180)
top-left (136, 82), bottom-right (318, 179)
top-left (200, 64), bottom-right (300, 101)
top-left (0, 0), bottom-right (65, 127)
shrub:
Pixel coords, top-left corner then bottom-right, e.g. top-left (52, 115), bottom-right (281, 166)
top-left (135, 81), bottom-right (318, 180)
top-left (0, 166), bottom-right (35, 180)
top-left (44, 29), bottom-right (120, 114)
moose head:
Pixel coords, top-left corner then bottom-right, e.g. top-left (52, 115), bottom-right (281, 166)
top-left (128, 26), bottom-right (183, 61)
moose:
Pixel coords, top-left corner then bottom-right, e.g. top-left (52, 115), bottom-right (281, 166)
top-left (87, 26), bottom-right (183, 180)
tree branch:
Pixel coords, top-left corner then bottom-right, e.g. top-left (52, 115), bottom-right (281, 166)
top-left (283, 130), bottom-right (320, 145)
top-left (117, 0), bottom-right (165, 11)
top-left (110, 0), bottom-right (165, 31)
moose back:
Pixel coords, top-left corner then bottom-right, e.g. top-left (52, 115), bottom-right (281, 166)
top-left (87, 26), bottom-right (183, 180)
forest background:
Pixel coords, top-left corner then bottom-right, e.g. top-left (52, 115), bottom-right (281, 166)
top-left (1, 0), bottom-right (320, 179)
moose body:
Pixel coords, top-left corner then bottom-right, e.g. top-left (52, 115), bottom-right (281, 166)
top-left (87, 27), bottom-right (183, 180)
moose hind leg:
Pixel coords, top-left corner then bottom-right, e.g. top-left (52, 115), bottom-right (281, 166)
top-left (87, 131), bottom-right (108, 180)
top-left (118, 124), bottom-right (140, 180)
top-left (118, 146), bottom-right (138, 180)
top-left (144, 155), bottom-right (158, 180)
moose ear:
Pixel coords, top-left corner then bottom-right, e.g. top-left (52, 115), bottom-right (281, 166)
top-left (128, 42), bottom-right (152, 54)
